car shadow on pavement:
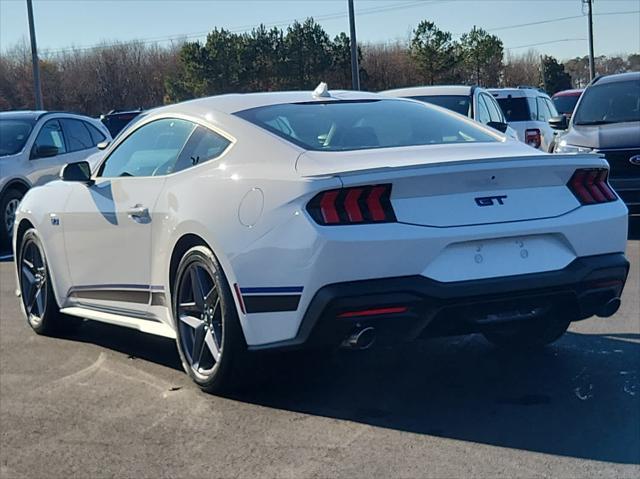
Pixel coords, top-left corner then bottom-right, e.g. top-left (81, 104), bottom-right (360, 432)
top-left (230, 332), bottom-right (640, 465)
top-left (53, 311), bottom-right (639, 464)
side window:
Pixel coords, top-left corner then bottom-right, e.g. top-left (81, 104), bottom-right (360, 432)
top-left (527, 97), bottom-right (538, 121)
top-left (545, 98), bottom-right (559, 117)
top-left (536, 97), bottom-right (552, 121)
top-left (476, 95), bottom-right (491, 124)
top-left (99, 118), bottom-right (195, 178)
top-left (32, 119), bottom-right (66, 157)
top-left (84, 122), bottom-right (107, 145)
top-left (484, 95), bottom-right (505, 122)
top-left (172, 126), bottom-right (231, 174)
top-left (60, 119), bottom-right (93, 152)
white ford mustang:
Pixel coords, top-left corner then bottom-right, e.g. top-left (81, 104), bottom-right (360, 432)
top-left (13, 88), bottom-right (630, 392)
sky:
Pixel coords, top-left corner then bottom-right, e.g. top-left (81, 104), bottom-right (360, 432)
top-left (1, 0), bottom-right (639, 61)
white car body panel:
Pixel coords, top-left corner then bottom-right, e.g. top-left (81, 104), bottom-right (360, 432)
top-left (13, 91), bottom-right (629, 348)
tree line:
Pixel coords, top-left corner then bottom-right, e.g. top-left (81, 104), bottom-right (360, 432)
top-left (1, 17), bottom-right (638, 116)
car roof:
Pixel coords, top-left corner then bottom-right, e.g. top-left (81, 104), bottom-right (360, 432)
top-left (552, 89), bottom-right (584, 97)
top-left (382, 85), bottom-right (474, 97)
top-left (0, 110), bottom-right (48, 121)
top-left (155, 90), bottom-right (387, 117)
top-left (488, 87), bottom-right (548, 98)
top-left (593, 71), bottom-right (640, 85)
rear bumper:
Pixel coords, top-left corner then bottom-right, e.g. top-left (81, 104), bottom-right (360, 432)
top-left (250, 253), bottom-right (629, 351)
top-left (610, 178), bottom-right (640, 215)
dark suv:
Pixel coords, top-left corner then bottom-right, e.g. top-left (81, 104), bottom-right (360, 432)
top-left (99, 109), bottom-right (143, 137)
top-left (551, 72), bottom-right (640, 216)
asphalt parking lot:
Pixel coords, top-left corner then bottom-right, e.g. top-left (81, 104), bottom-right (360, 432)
top-left (0, 223), bottom-right (638, 478)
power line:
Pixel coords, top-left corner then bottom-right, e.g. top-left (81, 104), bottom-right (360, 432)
top-left (42, 0), bottom-right (441, 55)
top-left (506, 38), bottom-right (587, 50)
top-left (454, 10), bottom-right (639, 35)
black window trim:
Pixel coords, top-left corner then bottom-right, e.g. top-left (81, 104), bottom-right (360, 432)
top-left (96, 116), bottom-right (235, 179)
top-left (31, 118), bottom-right (67, 160)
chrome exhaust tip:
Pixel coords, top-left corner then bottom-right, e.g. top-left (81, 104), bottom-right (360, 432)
top-left (342, 327), bottom-right (376, 350)
top-left (597, 297), bottom-right (621, 318)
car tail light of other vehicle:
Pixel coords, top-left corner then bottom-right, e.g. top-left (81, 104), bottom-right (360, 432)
top-left (525, 128), bottom-right (542, 148)
top-left (307, 184), bottom-right (396, 225)
top-left (567, 168), bottom-right (617, 205)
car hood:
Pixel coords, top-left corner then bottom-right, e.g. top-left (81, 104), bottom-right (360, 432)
top-left (563, 121), bottom-right (640, 150)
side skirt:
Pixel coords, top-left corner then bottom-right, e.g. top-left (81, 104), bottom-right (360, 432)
top-left (60, 306), bottom-right (176, 339)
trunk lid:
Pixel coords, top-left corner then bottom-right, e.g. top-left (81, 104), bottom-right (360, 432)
top-left (297, 144), bottom-right (608, 227)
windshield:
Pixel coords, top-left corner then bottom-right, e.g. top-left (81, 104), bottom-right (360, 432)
top-left (496, 97), bottom-right (535, 122)
top-left (573, 80), bottom-right (640, 125)
top-left (553, 95), bottom-right (581, 115)
top-left (409, 95), bottom-right (471, 116)
top-left (235, 99), bottom-right (498, 152)
top-left (0, 119), bottom-right (35, 156)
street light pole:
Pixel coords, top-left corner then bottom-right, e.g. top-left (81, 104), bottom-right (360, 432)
top-left (26, 0), bottom-right (43, 109)
top-left (584, 0), bottom-right (596, 81)
top-left (348, 0), bottom-right (360, 90)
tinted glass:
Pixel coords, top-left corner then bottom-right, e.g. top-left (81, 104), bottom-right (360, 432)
top-left (552, 95), bottom-right (580, 115)
top-left (573, 80), bottom-right (640, 125)
top-left (99, 118), bottom-right (195, 177)
top-left (85, 122), bottom-right (107, 144)
top-left (33, 120), bottom-right (66, 155)
top-left (496, 98), bottom-right (534, 122)
top-left (0, 119), bottom-right (34, 156)
top-left (545, 98), bottom-right (558, 117)
top-left (409, 95), bottom-right (471, 116)
top-left (60, 119), bottom-right (93, 152)
top-left (235, 100), bottom-right (497, 152)
top-left (476, 96), bottom-right (491, 124)
top-left (483, 94), bottom-right (504, 123)
top-left (171, 126), bottom-right (231, 174)
top-left (536, 98), bottom-right (552, 121)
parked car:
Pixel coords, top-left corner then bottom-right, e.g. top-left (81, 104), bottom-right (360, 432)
top-left (100, 109), bottom-right (143, 137)
top-left (552, 88), bottom-right (584, 119)
top-left (382, 85), bottom-right (519, 140)
top-left (0, 111), bottom-right (111, 248)
top-left (489, 87), bottom-right (559, 151)
top-left (13, 89), bottom-right (629, 393)
top-left (550, 72), bottom-right (640, 216)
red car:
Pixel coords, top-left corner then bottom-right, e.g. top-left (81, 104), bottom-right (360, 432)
top-left (552, 89), bottom-right (584, 119)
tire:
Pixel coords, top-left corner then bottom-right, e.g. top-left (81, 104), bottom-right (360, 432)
top-left (482, 314), bottom-right (571, 350)
top-left (1, 188), bottom-right (24, 250)
top-left (172, 245), bottom-right (250, 393)
top-left (17, 229), bottom-right (81, 336)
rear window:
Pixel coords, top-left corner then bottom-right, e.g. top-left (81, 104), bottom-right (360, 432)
top-left (235, 99), bottom-right (497, 151)
top-left (496, 97), bottom-right (535, 122)
top-left (409, 95), bottom-right (471, 116)
top-left (552, 95), bottom-right (580, 115)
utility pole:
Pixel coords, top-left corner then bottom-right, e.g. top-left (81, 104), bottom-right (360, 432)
top-left (583, 0), bottom-right (596, 81)
top-left (26, 0), bottom-right (43, 109)
top-left (348, 0), bottom-right (360, 90)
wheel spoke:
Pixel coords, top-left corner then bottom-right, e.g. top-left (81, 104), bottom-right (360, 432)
top-left (35, 288), bottom-right (45, 316)
top-left (179, 313), bottom-right (203, 329)
top-left (190, 267), bottom-right (206, 310)
top-left (21, 264), bottom-right (36, 286)
top-left (204, 329), bottom-right (220, 362)
top-left (26, 284), bottom-right (40, 315)
top-left (191, 324), bottom-right (206, 370)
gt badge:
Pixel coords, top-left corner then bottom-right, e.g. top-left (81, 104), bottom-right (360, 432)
top-left (475, 195), bottom-right (507, 207)
top-left (50, 214), bottom-right (60, 226)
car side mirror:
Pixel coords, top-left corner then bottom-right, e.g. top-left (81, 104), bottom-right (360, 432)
top-left (549, 115), bottom-right (568, 130)
top-left (32, 144), bottom-right (59, 159)
top-left (487, 121), bottom-right (509, 133)
top-left (61, 161), bottom-right (93, 185)
top-left (97, 140), bottom-right (111, 150)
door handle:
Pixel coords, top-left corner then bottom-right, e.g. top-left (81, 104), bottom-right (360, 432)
top-left (127, 204), bottom-right (149, 221)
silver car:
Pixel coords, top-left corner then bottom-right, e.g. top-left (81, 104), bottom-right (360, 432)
top-left (0, 111), bottom-right (111, 248)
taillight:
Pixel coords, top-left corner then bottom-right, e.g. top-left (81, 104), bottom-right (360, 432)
top-left (525, 128), bottom-right (541, 148)
top-left (307, 184), bottom-right (396, 225)
top-left (568, 168), bottom-right (617, 205)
